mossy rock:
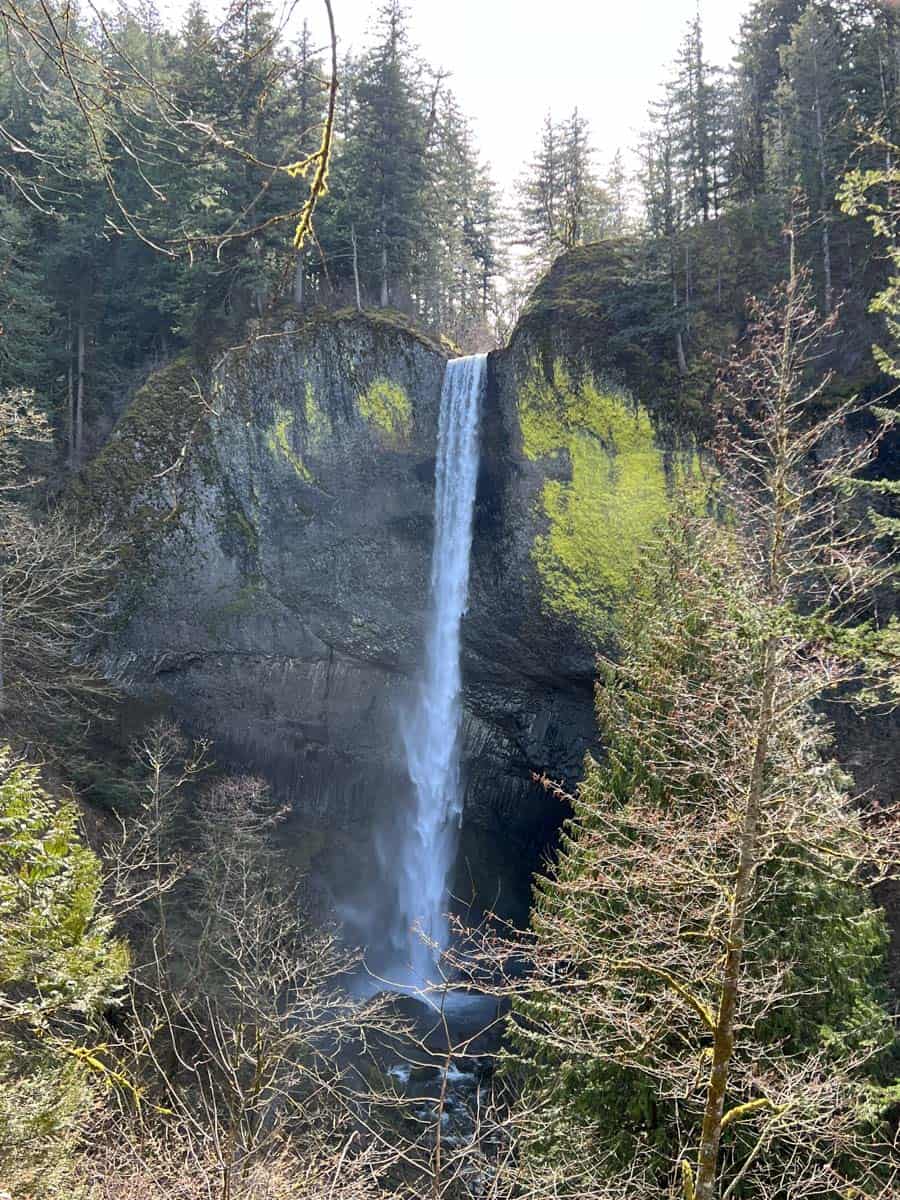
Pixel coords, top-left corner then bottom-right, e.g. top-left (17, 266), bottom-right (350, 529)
top-left (357, 377), bottom-right (413, 446)
top-left (231, 301), bottom-right (457, 362)
top-left (518, 357), bottom-right (703, 640)
top-left (512, 240), bottom-right (711, 434)
top-left (70, 355), bottom-right (208, 563)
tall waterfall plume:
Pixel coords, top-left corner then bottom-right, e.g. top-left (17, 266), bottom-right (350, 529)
top-left (397, 353), bottom-right (486, 985)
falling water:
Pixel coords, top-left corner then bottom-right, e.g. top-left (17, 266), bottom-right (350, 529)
top-left (396, 353), bottom-right (486, 985)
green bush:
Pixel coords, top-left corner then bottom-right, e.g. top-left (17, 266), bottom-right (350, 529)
top-left (0, 746), bottom-right (128, 1195)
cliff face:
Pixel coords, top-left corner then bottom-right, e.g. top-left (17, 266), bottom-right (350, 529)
top-left (83, 252), bottom-right (698, 920)
top-left (91, 313), bottom-right (446, 809)
top-left (467, 243), bottom-right (701, 858)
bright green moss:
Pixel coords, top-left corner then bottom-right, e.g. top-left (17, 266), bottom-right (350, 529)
top-left (357, 377), bottom-right (412, 446)
top-left (519, 358), bottom-right (700, 639)
top-left (266, 406), bottom-right (312, 481)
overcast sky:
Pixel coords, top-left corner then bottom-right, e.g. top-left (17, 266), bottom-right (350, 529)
top-left (161, 0), bottom-right (751, 196)
top-left (311, 0), bottom-right (749, 192)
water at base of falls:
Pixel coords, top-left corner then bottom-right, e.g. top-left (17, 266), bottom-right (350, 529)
top-left (382, 353), bottom-right (486, 994)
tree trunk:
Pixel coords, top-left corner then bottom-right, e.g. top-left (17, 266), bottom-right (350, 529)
top-left (812, 55), bottom-right (833, 313)
top-left (67, 312), bottom-right (75, 469)
top-left (684, 239), bottom-right (692, 308)
top-left (694, 271), bottom-right (793, 1198)
top-left (821, 220), bottom-right (833, 315)
top-left (0, 577), bottom-right (5, 717)
top-left (676, 330), bottom-right (688, 375)
top-left (672, 240), bottom-right (687, 374)
top-left (75, 302), bottom-right (85, 466)
top-left (293, 252), bottom-right (304, 308)
top-left (351, 225), bottom-right (362, 312)
top-left (694, 639), bottom-right (775, 1200)
top-left (380, 241), bottom-right (389, 308)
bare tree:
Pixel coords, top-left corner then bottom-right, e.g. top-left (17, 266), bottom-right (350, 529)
top-left (0, 389), bottom-right (117, 731)
top-left (0, 0), bottom-right (337, 265)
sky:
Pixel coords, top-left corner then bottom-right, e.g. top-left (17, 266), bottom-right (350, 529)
top-left (154, 0), bottom-right (751, 196)
top-left (295, 0), bottom-right (750, 193)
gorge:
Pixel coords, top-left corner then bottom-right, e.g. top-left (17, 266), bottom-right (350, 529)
top-left (74, 244), bottom-right (899, 980)
top-left (76, 249), bottom-right (648, 944)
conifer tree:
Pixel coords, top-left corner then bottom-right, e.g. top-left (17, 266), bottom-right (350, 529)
top-left (290, 20), bottom-right (328, 305)
top-left (558, 107), bottom-right (605, 248)
top-left (731, 0), bottom-right (808, 200)
top-left (0, 202), bottom-right (52, 392)
top-left (604, 149), bottom-right (632, 235)
top-left (640, 94), bottom-right (688, 371)
top-left (777, 4), bottom-right (848, 312)
top-left (338, 1), bottom-right (426, 308)
top-left (0, 748), bottom-right (128, 1196)
top-left (516, 111), bottom-right (564, 272)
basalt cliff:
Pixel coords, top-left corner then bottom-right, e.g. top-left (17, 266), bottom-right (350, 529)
top-left (84, 244), bottom-right (888, 929)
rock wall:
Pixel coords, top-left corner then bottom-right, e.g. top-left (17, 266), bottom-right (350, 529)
top-left (81, 255), bottom-right (700, 922)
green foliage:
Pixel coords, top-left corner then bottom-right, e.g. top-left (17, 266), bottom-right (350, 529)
top-left (839, 157), bottom-right (900, 553)
top-left (0, 746), bottom-right (128, 1194)
top-left (357, 376), bottom-right (413, 446)
top-left (0, 201), bottom-right (52, 391)
top-left (516, 108), bottom-right (610, 275)
top-left (506, 520), bottom-right (898, 1196)
top-left (518, 357), bottom-right (700, 638)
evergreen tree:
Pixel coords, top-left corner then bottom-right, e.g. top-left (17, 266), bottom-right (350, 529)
top-left (731, 0), bottom-right (808, 200)
top-left (290, 20), bottom-right (328, 305)
top-left (517, 108), bottom-right (604, 274)
top-left (777, 3), bottom-right (850, 312)
top-left (0, 201), bottom-right (52, 391)
top-left (558, 107), bottom-right (606, 247)
top-left (670, 14), bottom-right (716, 223)
top-left (338, 1), bottom-right (426, 308)
top-left (640, 93), bottom-right (688, 371)
top-left (517, 111), bottom-right (564, 271)
top-left (603, 149), bottom-right (632, 235)
top-left (0, 748), bottom-right (128, 1196)
top-left (500, 271), bottom-right (900, 1190)
top-left (503, 513), bottom-right (897, 1199)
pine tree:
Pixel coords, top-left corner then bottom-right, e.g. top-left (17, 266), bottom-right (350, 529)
top-left (517, 111), bottom-right (564, 272)
top-left (0, 202), bottom-right (52, 392)
top-left (670, 14), bottom-right (714, 223)
top-left (640, 94), bottom-right (688, 371)
top-left (731, 0), bottom-right (808, 200)
top-left (216, 0), bottom-right (293, 316)
top-left (290, 20), bottom-right (328, 305)
top-left (502, 513), bottom-right (897, 1199)
top-left (558, 107), bottom-right (605, 248)
top-left (338, 1), bottom-right (426, 308)
top-left (604, 149), bottom-right (632, 235)
top-left (777, 4), bottom-right (849, 312)
top-left (500, 277), bottom-right (899, 1198)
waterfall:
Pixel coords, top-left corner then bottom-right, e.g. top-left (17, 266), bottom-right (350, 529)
top-left (396, 353), bottom-right (486, 985)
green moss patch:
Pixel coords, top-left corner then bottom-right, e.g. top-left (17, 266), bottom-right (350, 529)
top-left (266, 405), bottom-right (313, 481)
top-left (357, 377), bottom-right (413, 447)
top-left (520, 357), bottom-right (700, 640)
